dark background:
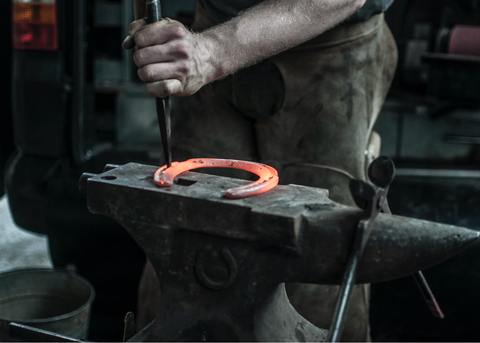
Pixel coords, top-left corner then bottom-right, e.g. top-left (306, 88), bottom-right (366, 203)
top-left (2, 0), bottom-right (480, 341)
top-left (1, 0), bottom-right (14, 197)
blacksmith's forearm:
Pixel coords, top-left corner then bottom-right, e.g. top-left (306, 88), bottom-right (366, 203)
top-left (198, 0), bottom-right (366, 82)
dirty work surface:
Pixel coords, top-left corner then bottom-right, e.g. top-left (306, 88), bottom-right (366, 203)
top-left (0, 196), bottom-right (52, 273)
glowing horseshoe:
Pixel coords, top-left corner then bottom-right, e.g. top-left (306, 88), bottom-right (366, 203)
top-left (154, 158), bottom-right (279, 199)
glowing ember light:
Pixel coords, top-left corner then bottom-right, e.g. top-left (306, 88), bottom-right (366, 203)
top-left (154, 158), bottom-right (279, 199)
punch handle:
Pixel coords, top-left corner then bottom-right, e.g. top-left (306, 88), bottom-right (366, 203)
top-left (146, 0), bottom-right (161, 24)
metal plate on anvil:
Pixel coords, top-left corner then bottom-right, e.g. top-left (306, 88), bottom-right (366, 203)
top-left (85, 163), bottom-right (332, 250)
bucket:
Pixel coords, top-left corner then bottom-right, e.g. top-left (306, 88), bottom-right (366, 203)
top-left (0, 268), bottom-right (95, 340)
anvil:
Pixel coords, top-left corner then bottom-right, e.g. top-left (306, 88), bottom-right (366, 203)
top-left (81, 163), bottom-right (478, 341)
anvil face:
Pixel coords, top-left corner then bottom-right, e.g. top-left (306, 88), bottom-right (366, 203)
top-left (83, 163), bottom-right (478, 341)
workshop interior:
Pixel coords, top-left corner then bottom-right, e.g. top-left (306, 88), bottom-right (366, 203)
top-left (1, 0), bottom-right (480, 341)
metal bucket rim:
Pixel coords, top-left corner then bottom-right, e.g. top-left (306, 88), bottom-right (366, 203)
top-left (0, 268), bottom-right (96, 324)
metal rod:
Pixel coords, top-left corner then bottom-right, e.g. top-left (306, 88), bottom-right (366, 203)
top-left (9, 322), bottom-right (88, 342)
top-left (156, 97), bottom-right (172, 167)
top-left (326, 224), bottom-right (365, 342)
top-left (146, 0), bottom-right (172, 167)
top-left (328, 177), bottom-right (387, 342)
top-left (413, 271), bottom-right (445, 318)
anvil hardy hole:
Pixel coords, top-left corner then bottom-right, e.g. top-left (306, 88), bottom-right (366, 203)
top-left (176, 178), bottom-right (197, 186)
top-left (101, 176), bottom-right (117, 181)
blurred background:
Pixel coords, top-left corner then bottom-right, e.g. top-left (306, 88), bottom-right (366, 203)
top-left (1, 0), bottom-right (480, 341)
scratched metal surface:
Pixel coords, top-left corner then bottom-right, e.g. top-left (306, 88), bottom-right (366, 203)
top-left (83, 163), bottom-right (479, 341)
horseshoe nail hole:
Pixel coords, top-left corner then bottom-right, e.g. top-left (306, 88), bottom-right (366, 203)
top-left (176, 178), bottom-right (197, 186)
top-left (102, 176), bottom-right (117, 181)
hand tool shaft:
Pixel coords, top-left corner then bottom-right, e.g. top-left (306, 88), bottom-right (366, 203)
top-left (146, 0), bottom-right (172, 167)
top-left (327, 187), bottom-right (383, 342)
top-left (327, 223), bottom-right (366, 342)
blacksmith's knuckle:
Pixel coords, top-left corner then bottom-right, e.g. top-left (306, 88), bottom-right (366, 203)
top-left (150, 21), bottom-right (162, 32)
top-left (137, 68), bottom-right (145, 82)
top-left (131, 19), bottom-right (145, 31)
top-left (133, 51), bottom-right (143, 66)
top-left (176, 61), bottom-right (190, 74)
top-left (135, 32), bottom-right (148, 48)
top-left (163, 83), bottom-right (173, 96)
top-left (138, 67), bottom-right (152, 82)
top-left (174, 41), bottom-right (190, 56)
top-left (144, 66), bottom-right (157, 81)
top-left (169, 24), bottom-right (186, 39)
top-left (145, 84), bottom-right (157, 97)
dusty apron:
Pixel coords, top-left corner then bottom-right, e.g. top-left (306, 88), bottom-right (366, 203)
top-left (137, 5), bottom-right (398, 341)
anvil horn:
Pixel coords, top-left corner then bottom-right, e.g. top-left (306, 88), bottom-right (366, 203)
top-left (288, 204), bottom-right (479, 285)
top-left (360, 213), bottom-right (479, 283)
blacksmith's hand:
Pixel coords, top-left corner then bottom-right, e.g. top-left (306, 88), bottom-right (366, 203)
top-left (122, 18), bottom-right (213, 98)
top-left (122, 0), bottom-right (368, 98)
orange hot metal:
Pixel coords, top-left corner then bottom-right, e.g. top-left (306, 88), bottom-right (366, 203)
top-left (154, 158), bottom-right (279, 199)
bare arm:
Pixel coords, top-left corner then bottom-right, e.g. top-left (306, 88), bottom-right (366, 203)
top-left (123, 0), bottom-right (366, 98)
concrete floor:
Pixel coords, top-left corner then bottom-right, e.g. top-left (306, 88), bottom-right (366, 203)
top-left (0, 195), bottom-right (52, 273)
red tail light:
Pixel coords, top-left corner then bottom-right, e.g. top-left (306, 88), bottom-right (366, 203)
top-left (13, 0), bottom-right (58, 50)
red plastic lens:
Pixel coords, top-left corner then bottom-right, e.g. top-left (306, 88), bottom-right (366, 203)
top-left (13, 2), bottom-right (58, 50)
